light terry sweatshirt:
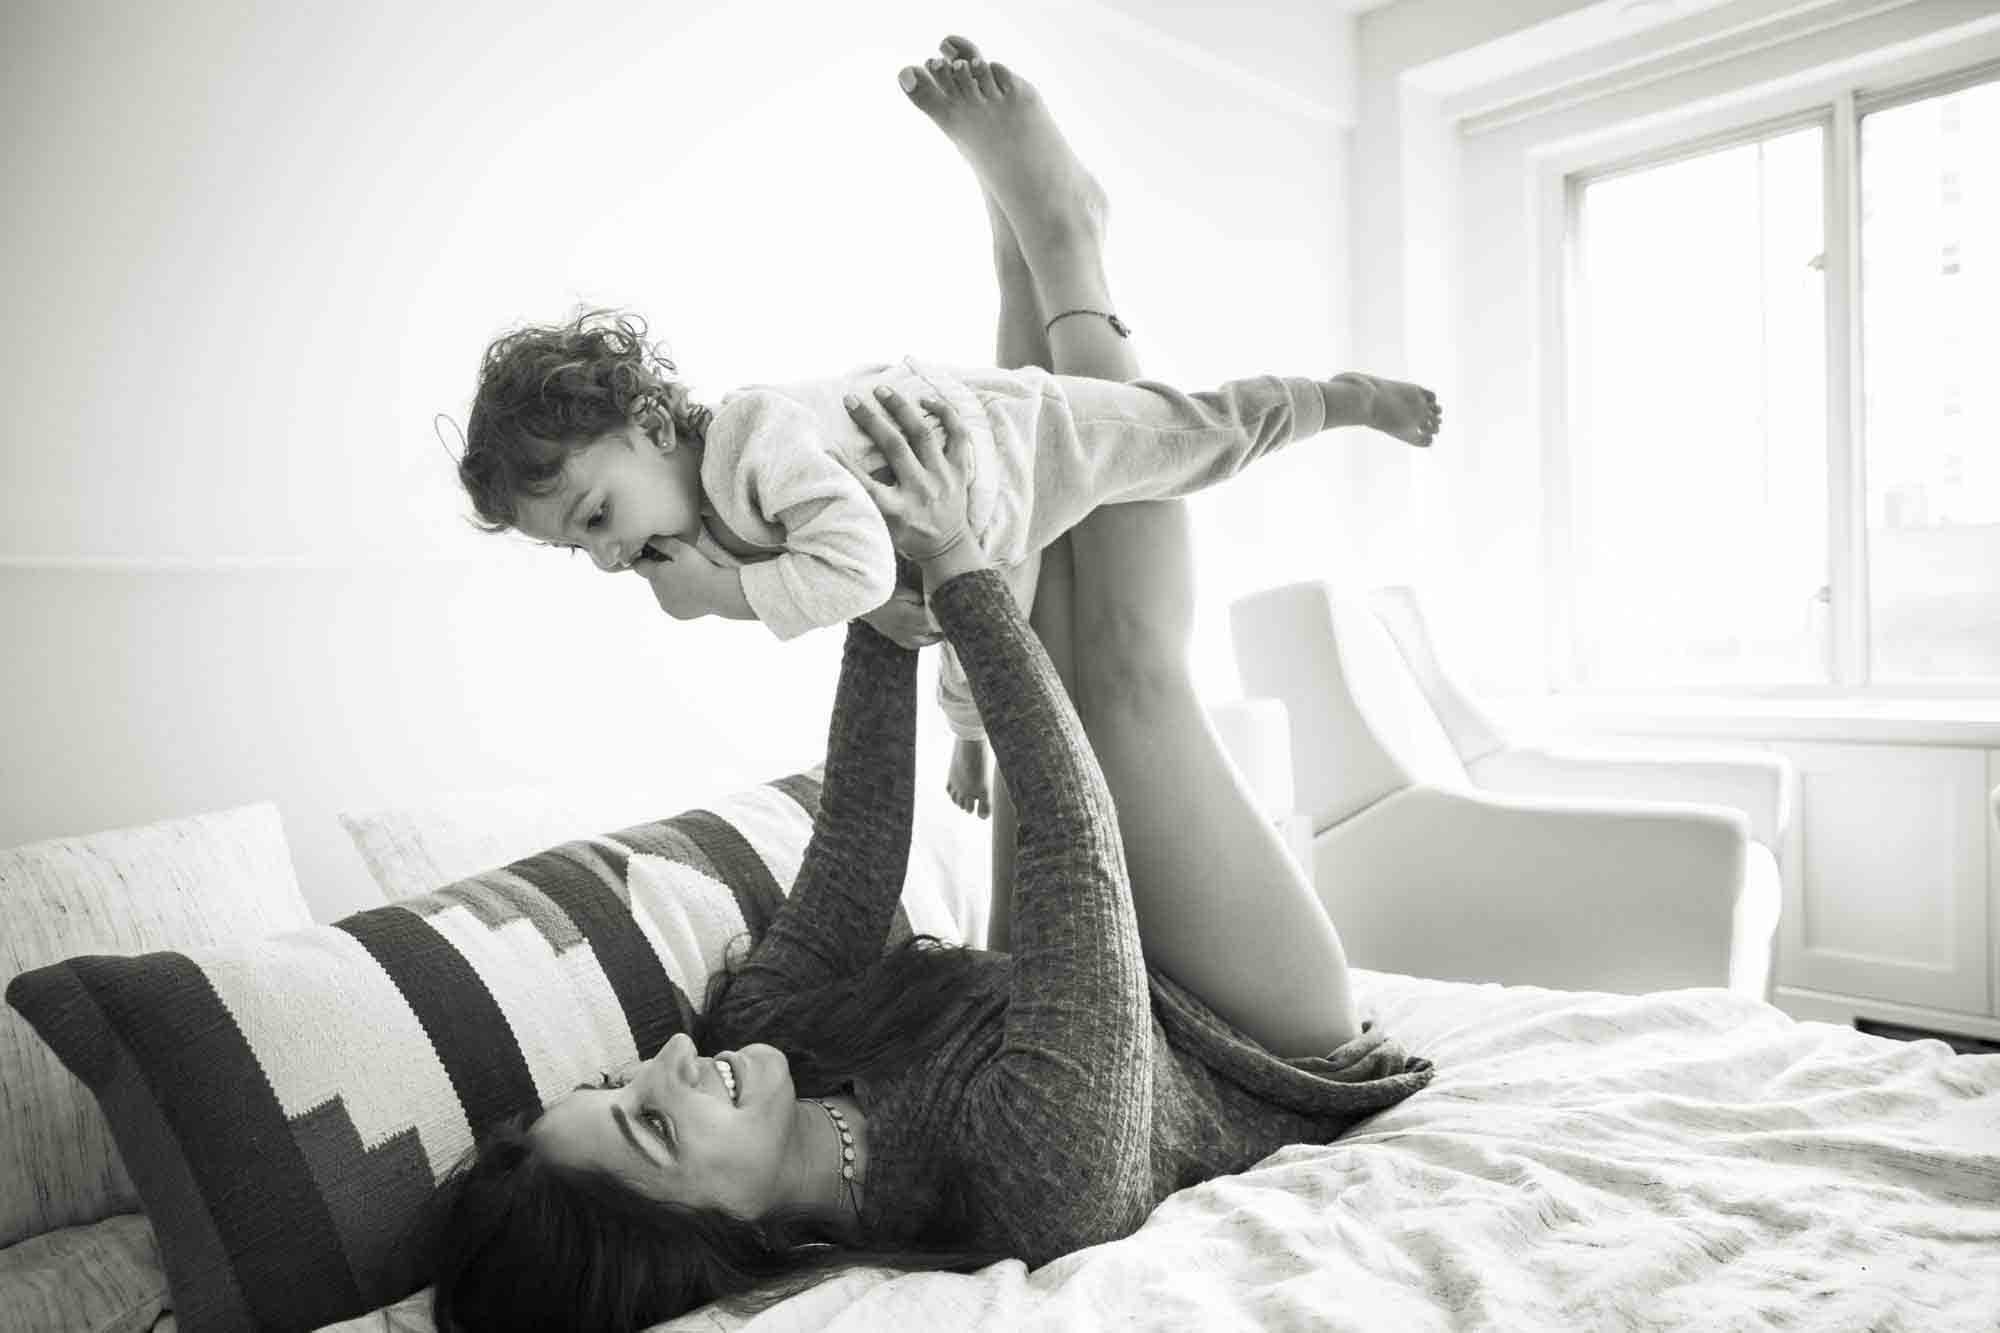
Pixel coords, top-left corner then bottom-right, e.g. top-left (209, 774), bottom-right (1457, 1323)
top-left (694, 356), bottom-right (1332, 739)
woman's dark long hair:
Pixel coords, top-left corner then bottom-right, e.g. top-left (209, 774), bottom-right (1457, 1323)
top-left (424, 931), bottom-right (1009, 1331)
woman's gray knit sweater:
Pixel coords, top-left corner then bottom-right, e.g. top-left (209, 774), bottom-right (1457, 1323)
top-left (704, 569), bottom-right (1433, 1266)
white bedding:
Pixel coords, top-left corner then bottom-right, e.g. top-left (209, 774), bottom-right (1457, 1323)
top-left (325, 971), bottom-right (2000, 1332)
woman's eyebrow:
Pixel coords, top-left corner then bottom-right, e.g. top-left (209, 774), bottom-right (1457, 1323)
top-left (610, 1104), bottom-right (655, 1165)
top-left (566, 1084), bottom-right (656, 1166)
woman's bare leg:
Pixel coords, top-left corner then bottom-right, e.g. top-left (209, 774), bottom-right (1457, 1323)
top-left (1068, 501), bottom-right (1358, 1056)
top-left (912, 37), bottom-right (1122, 950)
top-left (916, 38), bottom-right (1066, 951)
top-left (906, 40), bottom-right (1357, 1050)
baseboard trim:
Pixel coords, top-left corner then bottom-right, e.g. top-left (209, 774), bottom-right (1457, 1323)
top-left (1774, 984), bottom-right (2000, 1043)
top-left (1853, 1016), bottom-right (2000, 1056)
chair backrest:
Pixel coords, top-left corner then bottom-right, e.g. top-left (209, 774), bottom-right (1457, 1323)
top-left (1205, 697), bottom-right (1296, 821)
top-left (1366, 586), bottom-right (1511, 768)
top-left (1230, 581), bottom-right (1469, 833)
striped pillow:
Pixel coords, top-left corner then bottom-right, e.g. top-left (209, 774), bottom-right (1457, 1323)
top-left (4, 770), bottom-right (850, 1333)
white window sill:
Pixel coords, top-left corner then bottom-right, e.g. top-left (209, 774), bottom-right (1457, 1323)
top-left (1485, 692), bottom-right (2000, 748)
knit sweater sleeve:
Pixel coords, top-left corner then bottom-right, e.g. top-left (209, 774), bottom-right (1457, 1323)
top-left (924, 569), bottom-right (1155, 1264)
top-left (717, 620), bottom-right (918, 1012)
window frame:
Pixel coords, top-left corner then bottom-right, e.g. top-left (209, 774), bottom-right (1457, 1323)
top-left (1545, 55), bottom-right (2000, 701)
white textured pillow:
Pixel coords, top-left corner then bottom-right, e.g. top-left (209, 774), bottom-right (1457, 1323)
top-left (0, 1214), bottom-right (166, 1333)
top-left (339, 781), bottom-right (720, 902)
top-left (906, 769), bottom-right (990, 948)
top-left (341, 772), bottom-right (992, 948)
top-left (0, 802), bottom-right (311, 1248)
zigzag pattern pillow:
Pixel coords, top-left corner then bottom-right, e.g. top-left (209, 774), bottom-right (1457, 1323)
top-left (4, 769), bottom-right (924, 1333)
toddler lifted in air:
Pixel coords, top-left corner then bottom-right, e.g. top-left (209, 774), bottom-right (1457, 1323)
top-left (456, 311), bottom-right (1437, 747)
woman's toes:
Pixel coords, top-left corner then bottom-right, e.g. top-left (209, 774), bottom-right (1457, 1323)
top-left (901, 62), bottom-right (949, 111)
top-left (971, 59), bottom-right (1000, 99)
top-left (989, 60), bottom-right (1016, 95)
top-left (921, 57), bottom-right (960, 104)
top-left (941, 34), bottom-right (981, 62)
top-left (949, 58), bottom-right (976, 97)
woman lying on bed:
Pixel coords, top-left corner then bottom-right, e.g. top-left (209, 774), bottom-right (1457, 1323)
top-left (426, 35), bottom-right (1434, 1332)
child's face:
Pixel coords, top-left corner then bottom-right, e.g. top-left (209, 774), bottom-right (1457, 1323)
top-left (513, 422), bottom-right (704, 572)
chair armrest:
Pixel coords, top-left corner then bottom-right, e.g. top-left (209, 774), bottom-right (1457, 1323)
top-left (1730, 841), bottom-right (1781, 1002)
top-left (1467, 744), bottom-right (1794, 852)
top-left (1314, 784), bottom-right (1753, 995)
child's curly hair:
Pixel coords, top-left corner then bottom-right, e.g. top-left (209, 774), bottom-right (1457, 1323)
top-left (458, 308), bottom-right (712, 534)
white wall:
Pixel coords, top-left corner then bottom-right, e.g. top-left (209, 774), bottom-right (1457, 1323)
top-left (1349, 0), bottom-right (2000, 700)
top-left (0, 0), bottom-right (1362, 920)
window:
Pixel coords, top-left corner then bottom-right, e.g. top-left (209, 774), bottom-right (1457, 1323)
top-left (1564, 68), bottom-right (1999, 691)
top-left (1860, 78), bottom-right (2000, 681)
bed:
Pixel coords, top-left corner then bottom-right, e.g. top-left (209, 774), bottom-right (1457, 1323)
top-left (320, 972), bottom-right (2000, 1332)
top-left (5, 749), bottom-right (1998, 1332)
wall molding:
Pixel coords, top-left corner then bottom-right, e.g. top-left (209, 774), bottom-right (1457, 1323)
top-left (1448, 0), bottom-right (1927, 136)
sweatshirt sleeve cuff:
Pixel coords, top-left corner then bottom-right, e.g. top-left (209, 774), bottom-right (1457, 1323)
top-left (738, 560), bottom-right (819, 641)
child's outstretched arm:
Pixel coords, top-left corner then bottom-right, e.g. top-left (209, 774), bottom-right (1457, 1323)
top-left (710, 393), bottom-right (900, 639)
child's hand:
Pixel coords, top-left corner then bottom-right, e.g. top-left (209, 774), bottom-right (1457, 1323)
top-left (860, 587), bottom-right (944, 650)
top-left (632, 538), bottom-right (735, 620)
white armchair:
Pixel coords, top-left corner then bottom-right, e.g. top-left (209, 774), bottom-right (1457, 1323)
top-left (1229, 582), bottom-right (1790, 1000)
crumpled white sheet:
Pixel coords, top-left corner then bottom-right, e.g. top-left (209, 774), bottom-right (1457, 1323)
top-left (319, 971), bottom-right (2000, 1333)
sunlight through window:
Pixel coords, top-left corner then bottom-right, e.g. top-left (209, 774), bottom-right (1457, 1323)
top-left (1861, 79), bottom-right (2000, 681)
top-left (1574, 126), bottom-right (1829, 687)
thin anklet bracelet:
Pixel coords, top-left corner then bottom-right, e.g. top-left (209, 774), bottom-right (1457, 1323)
top-left (1045, 309), bottom-right (1131, 338)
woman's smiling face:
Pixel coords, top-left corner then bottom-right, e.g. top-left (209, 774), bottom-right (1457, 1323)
top-left (531, 1032), bottom-right (803, 1218)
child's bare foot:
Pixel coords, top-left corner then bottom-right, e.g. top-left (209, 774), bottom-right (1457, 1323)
top-left (900, 37), bottom-right (1109, 264)
top-left (1326, 372), bottom-right (1444, 448)
top-left (947, 736), bottom-right (992, 819)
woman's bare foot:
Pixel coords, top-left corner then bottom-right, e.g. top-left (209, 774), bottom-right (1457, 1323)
top-left (900, 37), bottom-right (1109, 272)
top-left (925, 39), bottom-right (1037, 278)
top-left (947, 736), bottom-right (992, 819)
top-left (1325, 372), bottom-right (1444, 448)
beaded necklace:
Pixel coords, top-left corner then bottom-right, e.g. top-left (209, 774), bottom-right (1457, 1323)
top-left (805, 1097), bottom-right (861, 1220)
